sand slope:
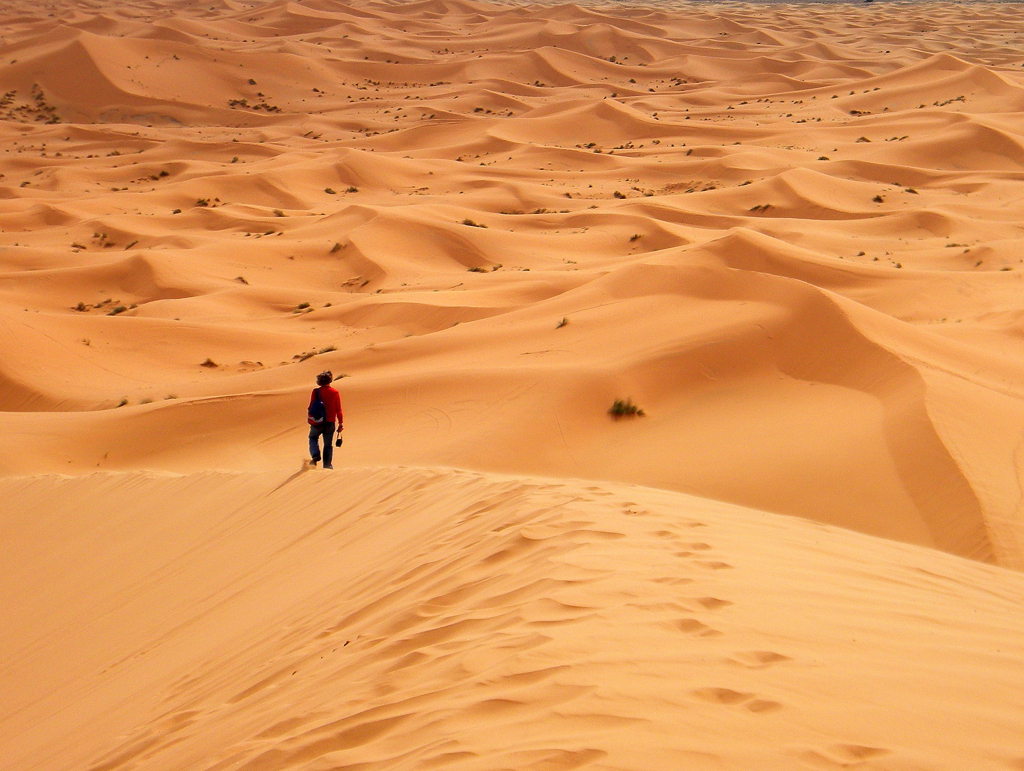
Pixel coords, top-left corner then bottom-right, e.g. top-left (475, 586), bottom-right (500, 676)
top-left (2, 466), bottom-right (1024, 771)
top-left (4, 0), bottom-right (1024, 767)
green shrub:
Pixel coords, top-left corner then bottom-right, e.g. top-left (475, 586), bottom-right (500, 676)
top-left (609, 398), bottom-right (645, 419)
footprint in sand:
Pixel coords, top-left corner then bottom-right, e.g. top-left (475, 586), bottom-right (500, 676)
top-left (694, 596), bottom-right (733, 610)
top-left (674, 542), bottom-right (713, 557)
top-left (653, 526), bottom-right (707, 540)
top-left (727, 650), bottom-right (792, 669)
top-left (674, 618), bottom-right (724, 637)
top-left (652, 576), bottom-right (695, 585)
top-left (794, 744), bottom-right (893, 769)
top-left (693, 560), bottom-right (734, 570)
top-left (691, 687), bottom-right (783, 713)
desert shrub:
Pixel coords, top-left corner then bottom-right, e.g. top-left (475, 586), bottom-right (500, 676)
top-left (608, 398), bottom-right (645, 419)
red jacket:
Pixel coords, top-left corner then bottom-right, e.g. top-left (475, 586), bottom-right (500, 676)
top-left (310, 385), bottom-right (342, 425)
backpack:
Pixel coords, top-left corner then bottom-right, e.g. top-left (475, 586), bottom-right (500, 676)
top-left (307, 388), bottom-right (325, 425)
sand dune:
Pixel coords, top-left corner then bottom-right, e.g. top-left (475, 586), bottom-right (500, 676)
top-left (1, 0), bottom-right (1024, 554)
top-left (4, 0), bottom-right (1024, 767)
top-left (3, 467), bottom-right (1024, 771)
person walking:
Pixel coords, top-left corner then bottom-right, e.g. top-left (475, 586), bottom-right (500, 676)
top-left (308, 370), bottom-right (342, 469)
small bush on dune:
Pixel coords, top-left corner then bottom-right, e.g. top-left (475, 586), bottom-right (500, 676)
top-left (609, 398), bottom-right (645, 419)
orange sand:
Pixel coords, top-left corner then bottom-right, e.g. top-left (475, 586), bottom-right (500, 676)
top-left (3, 0), bottom-right (1024, 768)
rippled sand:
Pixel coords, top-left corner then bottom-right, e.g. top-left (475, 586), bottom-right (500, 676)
top-left (3, 1), bottom-right (1024, 769)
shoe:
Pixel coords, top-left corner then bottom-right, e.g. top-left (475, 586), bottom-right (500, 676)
top-left (309, 457), bottom-right (320, 466)
top-left (323, 465), bottom-right (333, 469)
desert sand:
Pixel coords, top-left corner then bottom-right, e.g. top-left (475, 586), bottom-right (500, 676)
top-left (3, 0), bottom-right (1024, 768)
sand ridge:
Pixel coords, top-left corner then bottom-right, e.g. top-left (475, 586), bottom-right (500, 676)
top-left (3, 466), bottom-right (1024, 771)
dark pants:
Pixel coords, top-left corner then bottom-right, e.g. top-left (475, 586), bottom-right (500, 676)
top-left (308, 422), bottom-right (336, 467)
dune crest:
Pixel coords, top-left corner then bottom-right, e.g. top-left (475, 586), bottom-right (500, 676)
top-left (3, 467), bottom-right (1024, 771)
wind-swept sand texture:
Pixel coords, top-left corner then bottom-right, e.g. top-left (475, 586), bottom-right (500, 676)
top-left (4, 467), bottom-right (1024, 771)
top-left (3, 0), bottom-right (1024, 768)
